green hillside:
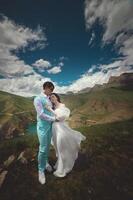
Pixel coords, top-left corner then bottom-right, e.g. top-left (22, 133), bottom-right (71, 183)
top-left (0, 73), bottom-right (133, 199)
top-left (0, 91), bottom-right (35, 139)
top-left (0, 73), bottom-right (133, 138)
top-left (61, 87), bottom-right (133, 127)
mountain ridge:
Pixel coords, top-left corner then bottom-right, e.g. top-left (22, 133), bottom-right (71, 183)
top-left (0, 72), bottom-right (133, 139)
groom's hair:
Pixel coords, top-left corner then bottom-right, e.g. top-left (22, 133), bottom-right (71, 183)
top-left (43, 81), bottom-right (54, 91)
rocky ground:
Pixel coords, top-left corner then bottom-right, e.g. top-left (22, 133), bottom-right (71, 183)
top-left (0, 119), bottom-right (133, 200)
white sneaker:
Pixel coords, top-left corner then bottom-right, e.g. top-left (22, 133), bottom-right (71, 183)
top-left (46, 163), bottom-right (53, 172)
top-left (38, 171), bottom-right (46, 184)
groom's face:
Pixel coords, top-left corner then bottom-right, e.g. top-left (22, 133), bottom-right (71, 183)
top-left (44, 86), bottom-right (54, 96)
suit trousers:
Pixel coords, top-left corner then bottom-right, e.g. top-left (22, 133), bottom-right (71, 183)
top-left (37, 123), bottom-right (52, 172)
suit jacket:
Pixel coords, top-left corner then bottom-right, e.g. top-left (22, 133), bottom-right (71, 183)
top-left (34, 93), bottom-right (55, 130)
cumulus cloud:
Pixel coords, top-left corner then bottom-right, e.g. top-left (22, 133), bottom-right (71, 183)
top-left (32, 59), bottom-right (64, 73)
top-left (99, 60), bottom-right (123, 71)
top-left (0, 15), bottom-right (47, 78)
top-left (0, 72), bottom-right (68, 96)
top-left (0, 61), bottom-right (132, 96)
top-left (85, 0), bottom-right (133, 41)
top-left (32, 59), bottom-right (51, 72)
top-left (84, 0), bottom-right (133, 50)
top-left (47, 66), bottom-right (62, 74)
top-left (58, 62), bottom-right (64, 67)
top-left (62, 64), bottom-right (133, 93)
top-left (84, 0), bottom-right (133, 80)
top-left (0, 74), bottom-right (52, 96)
top-left (1, 4), bottom-right (133, 97)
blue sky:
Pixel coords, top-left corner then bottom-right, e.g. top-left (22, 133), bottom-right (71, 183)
top-left (0, 0), bottom-right (133, 96)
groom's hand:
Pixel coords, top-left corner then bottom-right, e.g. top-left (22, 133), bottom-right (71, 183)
top-left (55, 117), bottom-right (64, 122)
top-left (55, 118), bottom-right (60, 122)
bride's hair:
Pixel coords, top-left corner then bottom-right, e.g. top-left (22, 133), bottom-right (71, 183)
top-left (51, 93), bottom-right (61, 102)
top-left (50, 93), bottom-right (61, 110)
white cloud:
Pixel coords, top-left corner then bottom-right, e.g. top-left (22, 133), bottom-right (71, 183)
top-left (0, 62), bottom-right (132, 96)
top-left (88, 32), bottom-right (95, 46)
top-left (84, 0), bottom-right (133, 77)
top-left (99, 60), bottom-right (122, 71)
top-left (87, 65), bottom-right (97, 74)
top-left (85, 0), bottom-right (133, 41)
top-left (32, 59), bottom-right (51, 71)
top-left (0, 74), bottom-right (52, 96)
top-left (0, 16), bottom-right (46, 50)
top-left (119, 35), bottom-right (133, 66)
top-left (59, 56), bottom-right (68, 61)
top-left (0, 15), bottom-right (46, 78)
top-left (0, 72), bottom-right (68, 96)
top-left (47, 66), bottom-right (62, 74)
top-left (61, 64), bottom-right (133, 93)
top-left (1, 7), bottom-right (133, 97)
top-left (58, 62), bottom-right (64, 67)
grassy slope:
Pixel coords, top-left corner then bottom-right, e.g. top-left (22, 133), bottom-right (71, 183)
top-left (0, 91), bottom-right (35, 137)
top-left (1, 86), bottom-right (133, 131)
top-left (0, 119), bottom-right (133, 200)
top-left (61, 88), bottom-right (133, 125)
top-left (0, 91), bottom-right (34, 114)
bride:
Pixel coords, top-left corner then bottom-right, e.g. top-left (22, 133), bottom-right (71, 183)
top-left (45, 93), bottom-right (86, 177)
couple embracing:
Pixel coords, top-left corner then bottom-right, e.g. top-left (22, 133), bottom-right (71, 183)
top-left (34, 81), bottom-right (86, 184)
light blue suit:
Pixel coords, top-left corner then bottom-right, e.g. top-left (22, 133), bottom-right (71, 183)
top-left (34, 93), bottom-right (55, 172)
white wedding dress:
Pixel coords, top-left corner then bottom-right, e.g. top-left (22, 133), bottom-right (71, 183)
top-left (51, 103), bottom-right (86, 177)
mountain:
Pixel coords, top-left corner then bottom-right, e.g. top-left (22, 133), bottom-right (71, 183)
top-left (61, 73), bottom-right (133, 127)
top-left (0, 91), bottom-right (35, 140)
top-left (0, 73), bottom-right (133, 199)
top-left (77, 87), bottom-right (91, 94)
top-left (77, 72), bottom-right (133, 93)
top-left (107, 72), bottom-right (133, 89)
top-left (0, 72), bottom-right (133, 138)
top-left (104, 72), bottom-right (133, 89)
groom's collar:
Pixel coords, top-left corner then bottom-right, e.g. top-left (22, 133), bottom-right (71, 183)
top-left (41, 92), bottom-right (50, 98)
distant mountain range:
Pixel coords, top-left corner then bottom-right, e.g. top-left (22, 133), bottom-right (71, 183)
top-left (61, 72), bottom-right (133, 127)
top-left (0, 72), bottom-right (133, 139)
top-left (69, 72), bottom-right (133, 94)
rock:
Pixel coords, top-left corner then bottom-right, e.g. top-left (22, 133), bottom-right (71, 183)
top-left (4, 155), bottom-right (15, 168)
top-left (17, 149), bottom-right (37, 164)
top-left (17, 151), bottom-right (28, 164)
top-left (0, 170), bottom-right (8, 188)
top-left (18, 132), bottom-right (25, 136)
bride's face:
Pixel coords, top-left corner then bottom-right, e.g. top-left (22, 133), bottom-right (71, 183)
top-left (50, 94), bottom-right (58, 104)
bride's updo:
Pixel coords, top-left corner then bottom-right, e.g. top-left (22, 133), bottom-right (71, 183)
top-left (51, 93), bottom-right (61, 102)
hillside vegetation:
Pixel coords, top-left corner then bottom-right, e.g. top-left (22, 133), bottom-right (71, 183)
top-left (62, 87), bottom-right (133, 127)
top-left (0, 91), bottom-right (35, 139)
top-left (0, 119), bottom-right (133, 200)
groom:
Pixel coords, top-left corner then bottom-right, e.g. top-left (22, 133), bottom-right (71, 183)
top-left (34, 81), bottom-right (56, 184)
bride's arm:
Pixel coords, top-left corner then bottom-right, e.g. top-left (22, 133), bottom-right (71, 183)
top-left (57, 106), bottom-right (70, 121)
top-left (45, 104), bottom-right (56, 115)
top-left (45, 105), bottom-right (63, 121)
